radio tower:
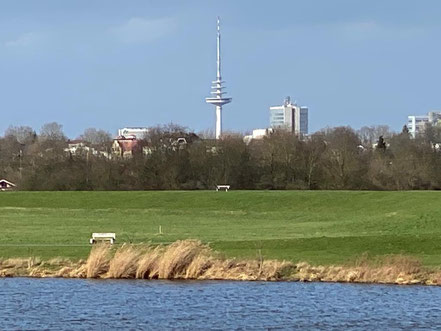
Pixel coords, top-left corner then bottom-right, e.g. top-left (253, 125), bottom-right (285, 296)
top-left (205, 17), bottom-right (232, 140)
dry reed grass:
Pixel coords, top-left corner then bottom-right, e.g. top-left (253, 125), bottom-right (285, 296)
top-left (158, 240), bottom-right (209, 279)
top-left (85, 244), bottom-right (111, 278)
top-left (1, 258), bottom-right (31, 269)
top-left (294, 254), bottom-right (426, 284)
top-left (201, 259), bottom-right (259, 280)
top-left (136, 246), bottom-right (163, 279)
top-left (82, 240), bottom-right (296, 281)
top-left (261, 260), bottom-right (296, 280)
top-left (3, 241), bottom-right (441, 285)
top-left (107, 244), bottom-right (141, 278)
top-left (68, 264), bottom-right (87, 278)
top-left (185, 253), bottom-right (213, 279)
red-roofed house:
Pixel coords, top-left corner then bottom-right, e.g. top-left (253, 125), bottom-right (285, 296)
top-left (0, 179), bottom-right (16, 191)
top-left (112, 135), bottom-right (140, 158)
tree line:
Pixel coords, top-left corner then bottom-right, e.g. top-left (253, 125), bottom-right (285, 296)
top-left (1, 122), bottom-right (441, 190)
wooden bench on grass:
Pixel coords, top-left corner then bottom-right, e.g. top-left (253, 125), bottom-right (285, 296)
top-left (90, 233), bottom-right (116, 244)
top-left (216, 185), bottom-right (230, 192)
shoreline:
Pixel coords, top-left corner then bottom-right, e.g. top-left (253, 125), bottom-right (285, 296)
top-left (1, 264), bottom-right (438, 287)
top-left (1, 240), bottom-right (440, 286)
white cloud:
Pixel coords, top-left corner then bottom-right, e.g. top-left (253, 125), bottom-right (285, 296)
top-left (4, 32), bottom-right (40, 47)
top-left (111, 17), bottom-right (175, 44)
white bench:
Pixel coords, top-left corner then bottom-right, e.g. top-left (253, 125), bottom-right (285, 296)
top-left (216, 185), bottom-right (230, 192)
top-left (90, 233), bottom-right (116, 244)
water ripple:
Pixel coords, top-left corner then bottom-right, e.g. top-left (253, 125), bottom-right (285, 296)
top-left (0, 279), bottom-right (441, 330)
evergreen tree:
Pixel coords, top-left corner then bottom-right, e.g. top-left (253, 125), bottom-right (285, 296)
top-left (402, 125), bottom-right (409, 134)
top-left (376, 135), bottom-right (387, 151)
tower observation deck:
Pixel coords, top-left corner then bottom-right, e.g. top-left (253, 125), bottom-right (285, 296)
top-left (205, 17), bottom-right (232, 140)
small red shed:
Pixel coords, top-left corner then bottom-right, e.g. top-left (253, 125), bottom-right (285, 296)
top-left (0, 179), bottom-right (16, 191)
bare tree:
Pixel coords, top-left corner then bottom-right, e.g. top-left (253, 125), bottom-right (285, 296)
top-left (4, 126), bottom-right (37, 145)
top-left (40, 122), bottom-right (66, 141)
top-left (80, 128), bottom-right (112, 146)
top-left (304, 133), bottom-right (326, 189)
top-left (358, 125), bottom-right (392, 147)
top-left (197, 128), bottom-right (215, 140)
top-left (321, 127), bottom-right (366, 189)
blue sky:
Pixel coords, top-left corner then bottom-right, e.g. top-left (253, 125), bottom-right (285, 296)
top-left (1, 0), bottom-right (441, 137)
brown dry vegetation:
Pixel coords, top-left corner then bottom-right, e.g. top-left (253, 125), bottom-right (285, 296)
top-left (136, 246), bottom-right (163, 279)
top-left (85, 244), bottom-right (111, 278)
top-left (158, 240), bottom-right (211, 279)
top-left (107, 244), bottom-right (141, 278)
top-left (1, 240), bottom-right (441, 285)
top-left (294, 254), bottom-right (429, 285)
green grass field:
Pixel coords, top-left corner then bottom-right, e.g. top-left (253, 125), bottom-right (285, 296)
top-left (1, 191), bottom-right (441, 266)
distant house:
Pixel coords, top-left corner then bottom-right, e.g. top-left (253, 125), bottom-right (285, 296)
top-left (243, 128), bottom-right (273, 145)
top-left (112, 135), bottom-right (140, 158)
top-left (111, 132), bottom-right (199, 158)
top-left (65, 140), bottom-right (110, 159)
top-left (0, 179), bottom-right (16, 191)
top-left (150, 132), bottom-right (200, 152)
top-left (64, 140), bottom-right (89, 155)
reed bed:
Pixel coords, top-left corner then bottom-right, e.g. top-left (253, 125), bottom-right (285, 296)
top-left (82, 243), bottom-right (432, 284)
top-left (85, 243), bottom-right (111, 278)
top-left (2, 241), bottom-right (441, 285)
top-left (107, 244), bottom-right (141, 278)
top-left (136, 246), bottom-right (163, 279)
top-left (80, 240), bottom-right (295, 281)
top-left (294, 254), bottom-right (428, 284)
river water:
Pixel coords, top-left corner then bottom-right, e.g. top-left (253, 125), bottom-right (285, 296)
top-left (1, 278), bottom-right (441, 330)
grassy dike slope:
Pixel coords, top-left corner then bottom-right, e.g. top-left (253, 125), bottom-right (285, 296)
top-left (0, 191), bottom-right (441, 266)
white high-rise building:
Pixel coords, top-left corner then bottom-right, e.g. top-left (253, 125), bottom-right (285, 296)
top-left (117, 127), bottom-right (149, 139)
top-left (205, 17), bottom-right (232, 140)
top-left (407, 111), bottom-right (441, 137)
top-left (407, 116), bottom-right (429, 138)
top-left (270, 97), bottom-right (308, 135)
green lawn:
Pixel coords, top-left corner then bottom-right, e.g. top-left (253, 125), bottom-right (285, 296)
top-left (0, 191), bottom-right (441, 266)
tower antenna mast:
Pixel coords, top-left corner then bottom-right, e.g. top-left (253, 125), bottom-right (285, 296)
top-left (206, 17), bottom-right (232, 140)
top-left (216, 16), bottom-right (221, 81)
